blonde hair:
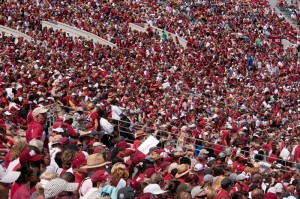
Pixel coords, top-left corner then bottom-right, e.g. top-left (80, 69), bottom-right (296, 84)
top-left (204, 186), bottom-right (216, 199)
top-left (212, 176), bottom-right (225, 191)
top-left (10, 138), bottom-right (28, 161)
top-left (35, 172), bottom-right (59, 195)
top-left (88, 103), bottom-right (95, 109)
top-left (111, 168), bottom-right (129, 179)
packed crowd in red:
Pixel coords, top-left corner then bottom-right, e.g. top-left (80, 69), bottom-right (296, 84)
top-left (0, 0), bottom-right (299, 198)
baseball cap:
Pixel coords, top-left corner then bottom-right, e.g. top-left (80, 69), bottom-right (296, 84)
top-left (236, 173), bottom-right (249, 181)
top-left (0, 165), bottom-right (20, 183)
top-left (203, 174), bottom-right (214, 183)
top-left (117, 141), bottom-right (130, 149)
top-left (207, 157), bottom-right (216, 163)
top-left (199, 149), bottom-right (209, 154)
top-left (53, 127), bottom-right (64, 133)
top-left (32, 106), bottom-right (48, 118)
top-left (91, 170), bottom-right (111, 183)
top-left (219, 152), bottom-right (227, 158)
top-left (19, 149), bottom-right (43, 164)
top-left (44, 178), bottom-right (78, 199)
top-left (221, 178), bottom-right (233, 189)
top-left (194, 163), bottom-right (204, 172)
top-left (117, 187), bottom-right (137, 199)
top-left (203, 168), bottom-right (212, 175)
top-left (143, 184), bottom-right (167, 195)
top-left (191, 186), bottom-right (206, 198)
top-left (228, 173), bottom-right (238, 182)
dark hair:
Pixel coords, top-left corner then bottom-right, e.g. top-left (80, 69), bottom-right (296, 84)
top-left (171, 168), bottom-right (178, 177)
top-left (60, 172), bottom-right (75, 183)
top-left (180, 157), bottom-right (191, 166)
top-left (54, 151), bottom-right (63, 168)
top-left (16, 161), bottom-right (40, 188)
top-left (232, 190), bottom-right (248, 199)
top-left (212, 165), bottom-right (224, 176)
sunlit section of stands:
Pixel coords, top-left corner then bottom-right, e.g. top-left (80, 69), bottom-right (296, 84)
top-left (41, 21), bottom-right (116, 48)
top-left (0, 25), bottom-right (33, 41)
top-left (282, 38), bottom-right (298, 50)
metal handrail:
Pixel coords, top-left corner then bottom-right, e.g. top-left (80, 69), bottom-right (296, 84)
top-left (45, 103), bottom-right (298, 170)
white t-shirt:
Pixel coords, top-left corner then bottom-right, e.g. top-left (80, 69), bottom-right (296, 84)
top-left (100, 118), bottom-right (114, 134)
top-left (81, 187), bottom-right (100, 199)
top-left (111, 105), bottom-right (122, 120)
top-left (280, 147), bottom-right (290, 161)
top-left (80, 178), bottom-right (93, 198)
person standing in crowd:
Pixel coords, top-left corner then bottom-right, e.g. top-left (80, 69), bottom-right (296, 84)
top-left (86, 103), bottom-right (100, 131)
top-left (26, 107), bottom-right (49, 148)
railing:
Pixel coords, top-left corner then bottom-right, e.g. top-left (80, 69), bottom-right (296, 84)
top-left (41, 21), bottom-right (116, 48)
top-left (128, 23), bottom-right (147, 33)
top-left (54, 21), bottom-right (117, 48)
top-left (46, 103), bottom-right (296, 173)
top-left (131, 23), bottom-right (188, 48)
top-left (0, 25), bottom-right (33, 41)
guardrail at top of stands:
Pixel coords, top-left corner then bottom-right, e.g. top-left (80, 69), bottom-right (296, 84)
top-left (41, 21), bottom-right (116, 48)
top-left (0, 25), bottom-right (33, 41)
top-left (131, 23), bottom-right (187, 48)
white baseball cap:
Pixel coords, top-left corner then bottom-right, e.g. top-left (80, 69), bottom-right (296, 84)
top-left (236, 173), bottom-right (249, 181)
top-left (194, 163), bottom-right (204, 172)
top-left (143, 184), bottom-right (167, 195)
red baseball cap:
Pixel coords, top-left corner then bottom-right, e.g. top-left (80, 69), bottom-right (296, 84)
top-left (19, 149), bottom-right (43, 164)
top-left (128, 179), bottom-right (141, 192)
top-left (117, 141), bottom-right (130, 149)
top-left (91, 170), bottom-right (111, 183)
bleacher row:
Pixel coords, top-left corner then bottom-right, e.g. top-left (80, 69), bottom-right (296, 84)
top-left (1, 21), bottom-right (189, 48)
top-left (0, 21), bottom-right (296, 51)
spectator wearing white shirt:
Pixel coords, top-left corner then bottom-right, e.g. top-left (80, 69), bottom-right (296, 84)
top-left (111, 99), bottom-right (123, 121)
top-left (99, 110), bottom-right (114, 134)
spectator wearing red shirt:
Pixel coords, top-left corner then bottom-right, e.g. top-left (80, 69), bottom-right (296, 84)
top-left (294, 138), bottom-right (300, 173)
top-left (215, 178), bottom-right (233, 199)
top-left (221, 129), bottom-right (231, 147)
top-left (193, 163), bottom-right (204, 185)
top-left (25, 107), bottom-right (48, 145)
top-left (86, 103), bottom-right (100, 131)
top-left (231, 173), bottom-right (249, 194)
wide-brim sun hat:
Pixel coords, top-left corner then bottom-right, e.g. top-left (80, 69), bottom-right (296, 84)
top-left (81, 153), bottom-right (111, 169)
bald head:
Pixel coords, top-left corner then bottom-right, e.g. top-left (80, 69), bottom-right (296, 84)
top-left (251, 188), bottom-right (264, 199)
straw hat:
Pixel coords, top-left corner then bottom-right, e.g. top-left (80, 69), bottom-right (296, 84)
top-left (175, 164), bottom-right (191, 178)
top-left (78, 130), bottom-right (91, 138)
top-left (50, 135), bottom-right (63, 145)
top-left (81, 153), bottom-right (111, 169)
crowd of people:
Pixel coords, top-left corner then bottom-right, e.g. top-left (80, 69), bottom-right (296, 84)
top-left (0, 0), bottom-right (300, 198)
top-left (277, 0), bottom-right (300, 27)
